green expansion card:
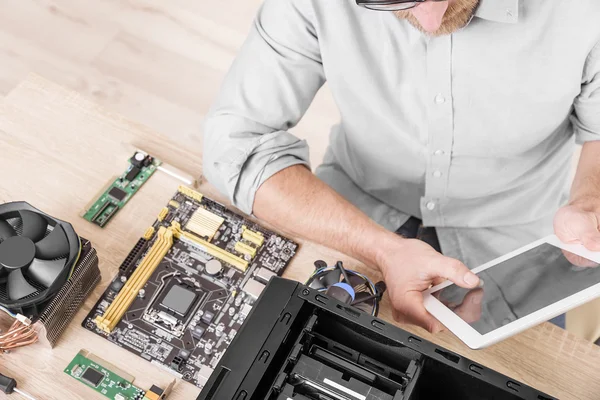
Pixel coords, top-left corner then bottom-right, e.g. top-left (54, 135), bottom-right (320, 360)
top-left (82, 151), bottom-right (161, 227)
top-left (65, 349), bottom-right (174, 400)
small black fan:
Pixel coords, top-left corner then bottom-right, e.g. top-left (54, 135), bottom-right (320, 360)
top-left (0, 202), bottom-right (80, 316)
top-left (306, 260), bottom-right (386, 316)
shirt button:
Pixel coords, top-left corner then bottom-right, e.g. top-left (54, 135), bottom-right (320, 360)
top-left (433, 170), bottom-right (442, 178)
top-left (433, 149), bottom-right (445, 156)
top-left (434, 94), bottom-right (446, 104)
top-left (426, 201), bottom-right (436, 211)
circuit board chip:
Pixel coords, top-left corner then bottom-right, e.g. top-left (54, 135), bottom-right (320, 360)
top-left (108, 187), bottom-right (128, 202)
top-left (161, 285), bottom-right (197, 316)
top-left (81, 367), bottom-right (104, 387)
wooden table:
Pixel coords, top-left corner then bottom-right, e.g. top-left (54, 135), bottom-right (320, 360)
top-left (0, 75), bottom-right (598, 400)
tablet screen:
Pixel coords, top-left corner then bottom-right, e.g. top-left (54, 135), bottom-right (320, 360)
top-left (433, 243), bottom-right (600, 335)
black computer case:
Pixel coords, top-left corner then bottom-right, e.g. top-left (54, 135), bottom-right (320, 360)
top-left (198, 277), bottom-right (556, 400)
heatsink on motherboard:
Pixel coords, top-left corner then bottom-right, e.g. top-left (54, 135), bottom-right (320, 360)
top-left (95, 226), bottom-right (174, 333)
top-left (185, 207), bottom-right (224, 240)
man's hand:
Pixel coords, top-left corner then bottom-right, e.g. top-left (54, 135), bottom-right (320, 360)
top-left (554, 202), bottom-right (600, 251)
top-left (554, 202), bottom-right (600, 267)
top-left (556, 141), bottom-right (600, 257)
top-left (377, 238), bottom-right (480, 333)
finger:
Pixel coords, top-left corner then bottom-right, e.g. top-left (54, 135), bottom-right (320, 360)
top-left (453, 289), bottom-right (483, 323)
top-left (432, 277), bottom-right (445, 286)
top-left (555, 207), bottom-right (600, 251)
top-left (562, 249), bottom-right (599, 268)
top-left (430, 257), bottom-right (479, 289)
top-left (581, 230), bottom-right (600, 252)
top-left (393, 291), bottom-right (444, 333)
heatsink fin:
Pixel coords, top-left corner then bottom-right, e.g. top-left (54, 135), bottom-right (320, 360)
top-left (185, 207), bottom-right (224, 241)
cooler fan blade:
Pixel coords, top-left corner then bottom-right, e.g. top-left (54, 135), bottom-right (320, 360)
top-left (19, 211), bottom-right (47, 242)
top-left (352, 291), bottom-right (376, 314)
top-left (0, 219), bottom-right (16, 241)
top-left (35, 225), bottom-right (69, 259)
top-left (308, 279), bottom-right (326, 290)
top-left (319, 269), bottom-right (342, 287)
top-left (348, 275), bottom-right (367, 289)
top-left (27, 258), bottom-right (66, 288)
top-left (7, 268), bottom-right (38, 300)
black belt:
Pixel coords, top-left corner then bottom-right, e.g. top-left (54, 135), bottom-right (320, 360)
top-left (394, 216), bottom-right (442, 253)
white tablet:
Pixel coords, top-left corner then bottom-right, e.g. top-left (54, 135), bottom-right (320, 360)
top-left (423, 235), bottom-right (600, 349)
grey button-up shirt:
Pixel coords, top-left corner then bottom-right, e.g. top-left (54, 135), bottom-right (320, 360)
top-left (204, 0), bottom-right (600, 269)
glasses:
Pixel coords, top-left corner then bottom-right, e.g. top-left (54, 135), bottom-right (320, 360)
top-left (356, 0), bottom-right (447, 11)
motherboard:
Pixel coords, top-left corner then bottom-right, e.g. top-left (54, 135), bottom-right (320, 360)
top-left (83, 186), bottom-right (298, 389)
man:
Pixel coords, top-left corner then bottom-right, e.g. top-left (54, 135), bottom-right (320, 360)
top-left (203, 0), bottom-right (600, 336)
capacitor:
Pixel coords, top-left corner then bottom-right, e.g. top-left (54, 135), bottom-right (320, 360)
top-left (228, 307), bottom-right (236, 317)
top-left (215, 325), bottom-right (225, 338)
top-left (134, 152), bottom-right (145, 162)
top-left (205, 259), bottom-right (223, 276)
top-left (138, 289), bottom-right (145, 298)
top-left (204, 342), bottom-right (213, 355)
top-left (110, 279), bottom-right (125, 293)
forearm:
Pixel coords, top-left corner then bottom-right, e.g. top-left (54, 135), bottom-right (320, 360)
top-left (253, 165), bottom-right (397, 267)
top-left (570, 141), bottom-right (600, 208)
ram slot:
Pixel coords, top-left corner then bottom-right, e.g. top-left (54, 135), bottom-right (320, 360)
top-left (95, 226), bottom-right (174, 333)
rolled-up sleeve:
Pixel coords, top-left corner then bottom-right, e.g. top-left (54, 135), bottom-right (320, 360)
top-left (572, 40), bottom-right (600, 144)
top-left (203, 0), bottom-right (325, 215)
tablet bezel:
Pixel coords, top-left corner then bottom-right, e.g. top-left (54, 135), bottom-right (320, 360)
top-left (423, 234), bottom-right (600, 349)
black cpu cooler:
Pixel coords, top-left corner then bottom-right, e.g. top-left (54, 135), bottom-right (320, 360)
top-left (0, 201), bottom-right (100, 346)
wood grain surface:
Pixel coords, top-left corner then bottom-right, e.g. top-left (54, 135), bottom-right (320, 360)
top-left (0, 0), bottom-right (340, 171)
top-left (0, 74), bottom-right (597, 400)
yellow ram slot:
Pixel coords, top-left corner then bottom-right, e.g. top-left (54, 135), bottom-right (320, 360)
top-left (171, 222), bottom-right (248, 271)
top-left (242, 225), bottom-right (265, 247)
top-left (157, 207), bottom-right (168, 222)
top-left (143, 226), bottom-right (155, 240)
top-left (235, 241), bottom-right (256, 257)
top-left (178, 185), bottom-right (204, 202)
top-left (95, 226), bottom-right (174, 333)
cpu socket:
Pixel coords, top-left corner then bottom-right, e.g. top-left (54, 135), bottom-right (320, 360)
top-left (144, 274), bottom-right (206, 336)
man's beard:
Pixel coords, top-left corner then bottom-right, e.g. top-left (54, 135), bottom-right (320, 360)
top-left (395, 0), bottom-right (480, 36)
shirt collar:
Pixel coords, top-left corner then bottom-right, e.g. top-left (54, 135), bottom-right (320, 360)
top-left (474, 0), bottom-right (519, 24)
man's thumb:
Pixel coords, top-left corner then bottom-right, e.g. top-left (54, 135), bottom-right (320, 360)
top-left (432, 258), bottom-right (479, 289)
